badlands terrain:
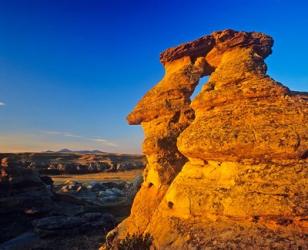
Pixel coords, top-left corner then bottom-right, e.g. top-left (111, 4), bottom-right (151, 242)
top-left (0, 152), bottom-right (144, 249)
top-left (0, 150), bottom-right (145, 175)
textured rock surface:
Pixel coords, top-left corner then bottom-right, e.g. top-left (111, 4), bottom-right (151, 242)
top-left (178, 47), bottom-right (307, 162)
top-left (108, 29), bottom-right (308, 249)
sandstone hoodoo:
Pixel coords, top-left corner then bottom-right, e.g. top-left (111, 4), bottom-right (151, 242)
top-left (108, 29), bottom-right (308, 249)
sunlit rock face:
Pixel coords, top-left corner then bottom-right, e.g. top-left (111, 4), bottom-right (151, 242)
top-left (119, 55), bottom-right (205, 237)
top-left (109, 29), bottom-right (308, 249)
top-left (178, 46), bottom-right (307, 162)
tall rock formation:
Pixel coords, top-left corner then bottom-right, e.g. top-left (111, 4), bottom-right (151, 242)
top-left (108, 29), bottom-right (308, 249)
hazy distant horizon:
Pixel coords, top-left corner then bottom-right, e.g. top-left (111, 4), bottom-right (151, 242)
top-left (0, 147), bottom-right (143, 154)
top-left (0, 130), bottom-right (143, 154)
top-left (1, 0), bottom-right (307, 153)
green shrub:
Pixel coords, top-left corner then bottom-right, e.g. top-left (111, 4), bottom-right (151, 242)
top-left (118, 233), bottom-right (153, 250)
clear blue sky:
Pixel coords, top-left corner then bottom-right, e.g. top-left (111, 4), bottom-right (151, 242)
top-left (0, 0), bottom-right (307, 153)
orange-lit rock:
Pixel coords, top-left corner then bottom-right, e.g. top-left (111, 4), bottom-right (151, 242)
top-left (178, 47), bottom-right (307, 162)
top-left (107, 29), bottom-right (308, 249)
top-left (118, 56), bottom-right (204, 238)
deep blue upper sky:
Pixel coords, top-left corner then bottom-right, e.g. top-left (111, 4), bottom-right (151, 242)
top-left (0, 0), bottom-right (307, 153)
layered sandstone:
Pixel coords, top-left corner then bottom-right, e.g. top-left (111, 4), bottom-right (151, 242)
top-left (108, 29), bottom-right (308, 249)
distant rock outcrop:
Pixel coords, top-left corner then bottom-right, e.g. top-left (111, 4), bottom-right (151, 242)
top-left (108, 30), bottom-right (308, 249)
top-left (0, 152), bottom-right (145, 175)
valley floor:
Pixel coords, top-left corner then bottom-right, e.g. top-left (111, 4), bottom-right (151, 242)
top-left (0, 169), bottom-right (142, 250)
top-left (50, 169), bottom-right (143, 185)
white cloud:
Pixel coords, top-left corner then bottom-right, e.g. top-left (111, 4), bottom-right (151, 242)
top-left (63, 133), bottom-right (83, 138)
top-left (42, 131), bottom-right (117, 147)
top-left (43, 131), bottom-right (82, 138)
top-left (0, 102), bottom-right (5, 106)
top-left (105, 142), bottom-right (118, 147)
top-left (92, 138), bottom-right (107, 142)
top-left (92, 138), bottom-right (117, 147)
top-left (44, 131), bottom-right (63, 135)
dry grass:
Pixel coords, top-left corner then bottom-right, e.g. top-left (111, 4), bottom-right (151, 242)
top-left (50, 169), bottom-right (143, 185)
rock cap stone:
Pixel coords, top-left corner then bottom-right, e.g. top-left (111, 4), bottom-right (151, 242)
top-left (160, 29), bottom-right (273, 65)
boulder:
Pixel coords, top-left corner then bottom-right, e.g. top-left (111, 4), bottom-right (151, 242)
top-left (100, 196), bottom-right (121, 203)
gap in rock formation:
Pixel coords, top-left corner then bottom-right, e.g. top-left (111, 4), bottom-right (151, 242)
top-left (190, 75), bottom-right (209, 101)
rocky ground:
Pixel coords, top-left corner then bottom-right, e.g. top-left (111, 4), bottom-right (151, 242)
top-left (0, 157), bottom-right (142, 250)
top-left (55, 176), bottom-right (142, 208)
top-left (0, 152), bottom-right (145, 175)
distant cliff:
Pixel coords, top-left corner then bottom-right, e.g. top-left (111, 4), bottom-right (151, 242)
top-left (107, 29), bottom-right (308, 249)
top-left (0, 152), bottom-right (145, 175)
